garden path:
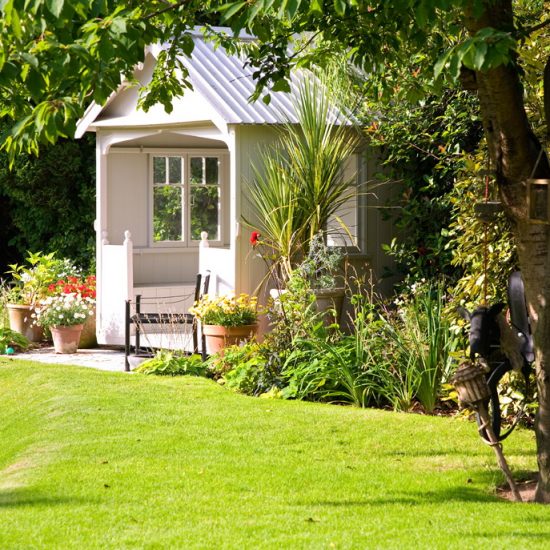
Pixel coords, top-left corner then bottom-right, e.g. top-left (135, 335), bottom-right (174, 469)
top-left (12, 346), bottom-right (127, 372)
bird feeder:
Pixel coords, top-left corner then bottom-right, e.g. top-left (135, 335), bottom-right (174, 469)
top-left (527, 178), bottom-right (550, 224)
top-left (452, 361), bottom-right (490, 407)
top-left (473, 201), bottom-right (503, 223)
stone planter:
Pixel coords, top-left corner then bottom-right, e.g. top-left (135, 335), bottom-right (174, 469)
top-left (202, 324), bottom-right (258, 356)
top-left (50, 324), bottom-right (84, 354)
top-left (313, 287), bottom-right (345, 325)
top-left (6, 303), bottom-right (44, 342)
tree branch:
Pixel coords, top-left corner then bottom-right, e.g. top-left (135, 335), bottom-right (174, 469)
top-left (144, 0), bottom-right (188, 21)
top-left (526, 17), bottom-right (550, 35)
top-left (545, 56), bottom-right (550, 140)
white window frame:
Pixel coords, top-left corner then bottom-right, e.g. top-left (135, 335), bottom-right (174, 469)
top-left (149, 150), bottom-right (226, 248)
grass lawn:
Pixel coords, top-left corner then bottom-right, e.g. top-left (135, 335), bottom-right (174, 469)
top-left (1, 358), bottom-right (548, 549)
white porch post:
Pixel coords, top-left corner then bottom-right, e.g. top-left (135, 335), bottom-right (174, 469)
top-left (95, 133), bottom-right (108, 341)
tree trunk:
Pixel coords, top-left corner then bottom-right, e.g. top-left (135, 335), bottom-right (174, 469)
top-left (464, 1), bottom-right (550, 502)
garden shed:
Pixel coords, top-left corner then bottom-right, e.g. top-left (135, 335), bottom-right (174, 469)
top-left (76, 29), bottom-right (395, 347)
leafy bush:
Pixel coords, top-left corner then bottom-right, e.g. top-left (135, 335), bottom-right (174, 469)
top-left (4, 251), bottom-right (81, 306)
top-left (0, 327), bottom-right (30, 352)
top-left (210, 342), bottom-right (284, 396)
top-left (384, 281), bottom-right (460, 412)
top-left (0, 130), bottom-right (96, 274)
top-left (135, 351), bottom-right (207, 377)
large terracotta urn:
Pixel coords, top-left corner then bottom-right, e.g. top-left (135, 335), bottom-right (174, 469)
top-left (7, 304), bottom-right (44, 342)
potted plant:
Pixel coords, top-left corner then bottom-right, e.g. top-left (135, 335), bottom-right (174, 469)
top-left (33, 293), bottom-right (94, 353)
top-left (45, 274), bottom-right (97, 348)
top-left (3, 251), bottom-right (79, 342)
top-left (190, 293), bottom-right (260, 356)
top-left (296, 233), bottom-right (345, 323)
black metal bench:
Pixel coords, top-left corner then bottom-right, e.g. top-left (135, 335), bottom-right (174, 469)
top-left (124, 272), bottom-right (210, 371)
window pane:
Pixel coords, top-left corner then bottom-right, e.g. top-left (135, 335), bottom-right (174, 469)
top-left (190, 185), bottom-right (219, 240)
top-left (153, 186), bottom-right (183, 242)
top-left (168, 157), bottom-right (182, 184)
top-left (205, 157), bottom-right (219, 184)
top-left (190, 157), bottom-right (203, 184)
top-left (153, 157), bottom-right (166, 184)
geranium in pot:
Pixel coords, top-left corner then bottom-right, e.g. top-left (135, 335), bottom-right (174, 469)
top-left (190, 293), bottom-right (260, 356)
top-left (46, 275), bottom-right (97, 348)
top-left (33, 293), bottom-right (94, 354)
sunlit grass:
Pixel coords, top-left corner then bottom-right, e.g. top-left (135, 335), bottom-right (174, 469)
top-left (0, 359), bottom-right (545, 549)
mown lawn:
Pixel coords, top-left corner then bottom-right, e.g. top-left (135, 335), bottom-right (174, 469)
top-left (0, 358), bottom-right (548, 549)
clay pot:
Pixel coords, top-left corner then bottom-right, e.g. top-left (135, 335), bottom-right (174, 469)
top-left (50, 324), bottom-right (84, 354)
top-left (79, 311), bottom-right (97, 349)
top-left (7, 303), bottom-right (44, 342)
top-left (202, 324), bottom-right (258, 356)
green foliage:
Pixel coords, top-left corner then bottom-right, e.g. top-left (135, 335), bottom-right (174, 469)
top-left (368, 89), bottom-right (483, 286)
top-left (0, 129), bottom-right (96, 273)
top-left (383, 280), bottom-right (460, 413)
top-left (0, 326), bottom-right (30, 352)
top-left (297, 232), bottom-right (343, 290)
top-left (135, 351), bottom-right (207, 377)
top-left (210, 342), bottom-right (284, 396)
top-left (4, 250), bottom-right (81, 306)
top-left (447, 153), bottom-right (518, 309)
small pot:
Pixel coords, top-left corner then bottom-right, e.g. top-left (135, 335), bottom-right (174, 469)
top-left (50, 324), bottom-right (84, 354)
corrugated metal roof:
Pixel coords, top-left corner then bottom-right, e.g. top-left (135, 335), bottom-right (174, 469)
top-left (179, 31), bottom-right (303, 125)
top-left (76, 28), bottom-right (352, 136)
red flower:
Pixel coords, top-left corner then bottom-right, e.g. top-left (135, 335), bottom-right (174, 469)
top-left (250, 231), bottom-right (260, 246)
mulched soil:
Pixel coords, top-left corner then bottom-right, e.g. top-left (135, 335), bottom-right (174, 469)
top-left (497, 472), bottom-right (539, 503)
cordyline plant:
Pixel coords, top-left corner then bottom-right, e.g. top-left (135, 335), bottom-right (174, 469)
top-left (246, 77), bottom-right (359, 282)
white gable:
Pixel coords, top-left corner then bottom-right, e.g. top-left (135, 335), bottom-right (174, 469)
top-left (76, 29), bottom-right (353, 138)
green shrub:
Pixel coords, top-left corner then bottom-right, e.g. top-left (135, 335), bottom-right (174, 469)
top-left (0, 327), bottom-right (30, 352)
top-left (135, 351), bottom-right (207, 377)
top-left (211, 342), bottom-right (285, 397)
top-left (384, 281), bottom-right (460, 412)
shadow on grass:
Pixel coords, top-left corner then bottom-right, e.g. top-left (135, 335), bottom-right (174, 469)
top-left (298, 474), bottom-right (513, 508)
top-left (0, 487), bottom-right (90, 508)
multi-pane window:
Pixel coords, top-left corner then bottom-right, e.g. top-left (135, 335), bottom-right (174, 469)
top-left (151, 154), bottom-right (222, 245)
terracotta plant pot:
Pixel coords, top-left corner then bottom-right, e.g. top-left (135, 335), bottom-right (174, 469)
top-left (202, 324), bottom-right (258, 356)
top-left (50, 324), bottom-right (84, 354)
top-left (79, 311), bottom-right (97, 349)
top-left (7, 303), bottom-right (44, 342)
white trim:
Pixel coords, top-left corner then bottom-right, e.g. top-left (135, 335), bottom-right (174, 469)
top-left (110, 147), bottom-right (229, 155)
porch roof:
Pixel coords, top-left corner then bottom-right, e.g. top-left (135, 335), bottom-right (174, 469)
top-left (76, 28), bottom-right (351, 139)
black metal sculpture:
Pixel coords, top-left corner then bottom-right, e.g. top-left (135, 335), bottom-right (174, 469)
top-left (458, 272), bottom-right (534, 441)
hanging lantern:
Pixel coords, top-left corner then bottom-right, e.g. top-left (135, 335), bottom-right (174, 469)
top-left (527, 179), bottom-right (550, 224)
